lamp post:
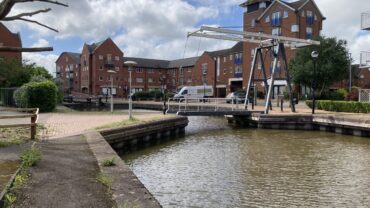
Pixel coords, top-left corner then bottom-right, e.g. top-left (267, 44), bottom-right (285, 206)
top-left (107, 70), bottom-right (116, 113)
top-left (124, 61), bottom-right (137, 119)
top-left (349, 53), bottom-right (352, 92)
top-left (160, 74), bottom-right (167, 115)
top-left (311, 51), bottom-right (319, 114)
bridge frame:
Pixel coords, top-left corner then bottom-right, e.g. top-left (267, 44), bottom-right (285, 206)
top-left (188, 26), bottom-right (320, 114)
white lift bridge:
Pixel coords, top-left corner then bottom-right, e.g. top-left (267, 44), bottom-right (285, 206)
top-left (168, 26), bottom-right (320, 115)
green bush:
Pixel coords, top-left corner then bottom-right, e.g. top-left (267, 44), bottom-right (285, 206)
top-left (133, 90), bottom-right (164, 101)
top-left (14, 80), bottom-right (58, 112)
top-left (305, 100), bottom-right (370, 113)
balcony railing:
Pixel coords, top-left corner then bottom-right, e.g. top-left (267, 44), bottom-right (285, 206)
top-left (234, 72), bottom-right (243, 78)
top-left (270, 18), bottom-right (282, 27)
top-left (104, 60), bottom-right (115, 68)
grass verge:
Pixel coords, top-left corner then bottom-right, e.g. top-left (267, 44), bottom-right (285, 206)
top-left (95, 118), bottom-right (141, 130)
top-left (0, 128), bottom-right (30, 148)
top-left (2, 143), bottom-right (42, 207)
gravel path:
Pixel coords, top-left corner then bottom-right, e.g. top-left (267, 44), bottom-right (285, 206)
top-left (12, 135), bottom-right (114, 208)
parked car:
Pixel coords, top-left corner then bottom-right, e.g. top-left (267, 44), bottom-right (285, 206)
top-left (173, 86), bottom-right (214, 101)
top-left (226, 91), bottom-right (246, 104)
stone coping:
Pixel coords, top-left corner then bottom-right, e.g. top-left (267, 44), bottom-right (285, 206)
top-left (85, 131), bottom-right (161, 208)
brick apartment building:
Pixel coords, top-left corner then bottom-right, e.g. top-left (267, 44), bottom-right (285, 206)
top-left (240, 0), bottom-right (324, 96)
top-left (56, 39), bottom-right (244, 98)
top-left (0, 23), bottom-right (22, 61)
top-left (56, 0), bottom-right (325, 99)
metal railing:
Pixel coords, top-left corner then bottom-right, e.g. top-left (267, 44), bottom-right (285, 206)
top-left (359, 89), bottom-right (370, 102)
top-left (167, 97), bottom-right (245, 113)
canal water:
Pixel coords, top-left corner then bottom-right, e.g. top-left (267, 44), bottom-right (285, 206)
top-left (123, 117), bottom-right (370, 207)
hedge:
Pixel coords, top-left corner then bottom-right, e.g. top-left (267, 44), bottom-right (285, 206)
top-left (132, 90), bottom-right (164, 101)
top-left (305, 100), bottom-right (370, 113)
top-left (14, 80), bottom-right (58, 112)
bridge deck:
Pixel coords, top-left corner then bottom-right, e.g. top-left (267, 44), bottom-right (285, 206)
top-left (176, 110), bottom-right (263, 116)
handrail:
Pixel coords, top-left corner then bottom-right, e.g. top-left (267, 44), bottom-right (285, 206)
top-left (166, 97), bottom-right (245, 113)
top-left (0, 108), bottom-right (39, 140)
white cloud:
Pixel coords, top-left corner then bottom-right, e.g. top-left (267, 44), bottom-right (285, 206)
top-left (31, 38), bottom-right (50, 48)
top-left (23, 53), bottom-right (58, 76)
top-left (8, 0), bottom-right (370, 68)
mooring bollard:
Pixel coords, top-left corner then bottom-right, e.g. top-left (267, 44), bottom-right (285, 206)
top-left (280, 98), bottom-right (284, 112)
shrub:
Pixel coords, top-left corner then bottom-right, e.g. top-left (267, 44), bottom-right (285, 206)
top-left (14, 80), bottom-right (58, 112)
top-left (346, 88), bottom-right (359, 101)
top-left (305, 100), bottom-right (370, 113)
top-left (133, 90), bottom-right (164, 101)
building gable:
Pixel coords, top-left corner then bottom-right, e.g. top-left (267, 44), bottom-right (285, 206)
top-left (297, 0), bottom-right (325, 19)
top-left (257, 0), bottom-right (295, 21)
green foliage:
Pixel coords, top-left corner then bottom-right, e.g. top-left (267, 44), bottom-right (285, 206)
top-left (290, 36), bottom-right (351, 94)
top-left (0, 59), bottom-right (52, 88)
top-left (132, 90), bottom-right (164, 101)
top-left (21, 145), bottom-right (42, 167)
top-left (102, 157), bottom-right (116, 167)
top-left (4, 193), bottom-right (17, 207)
top-left (318, 90), bottom-right (346, 101)
top-left (346, 87), bottom-right (359, 101)
top-left (96, 172), bottom-right (112, 189)
top-left (305, 100), bottom-right (370, 113)
top-left (14, 80), bottom-right (58, 112)
top-left (27, 81), bottom-right (58, 112)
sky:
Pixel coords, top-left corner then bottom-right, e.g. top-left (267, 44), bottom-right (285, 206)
top-left (3, 0), bottom-right (370, 75)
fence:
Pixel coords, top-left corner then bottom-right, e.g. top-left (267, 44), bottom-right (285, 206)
top-left (359, 89), bottom-right (370, 102)
top-left (0, 88), bottom-right (17, 107)
top-left (0, 108), bottom-right (39, 140)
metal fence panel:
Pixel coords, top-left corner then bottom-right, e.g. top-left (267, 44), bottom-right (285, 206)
top-left (0, 88), bottom-right (17, 107)
top-left (359, 89), bottom-right (370, 102)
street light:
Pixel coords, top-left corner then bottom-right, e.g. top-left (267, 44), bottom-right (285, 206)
top-left (160, 74), bottom-right (167, 115)
top-left (124, 61), bottom-right (138, 119)
top-left (311, 51), bottom-right (319, 114)
top-left (107, 70), bottom-right (116, 113)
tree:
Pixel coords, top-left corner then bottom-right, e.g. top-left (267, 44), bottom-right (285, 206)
top-left (290, 36), bottom-right (352, 96)
top-left (0, 0), bottom-right (68, 52)
top-left (0, 58), bottom-right (52, 87)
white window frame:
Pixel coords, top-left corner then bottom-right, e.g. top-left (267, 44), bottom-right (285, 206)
top-left (265, 15), bottom-right (270, 23)
top-left (251, 19), bottom-right (256, 28)
top-left (230, 54), bottom-right (233, 61)
top-left (99, 55), bottom-right (103, 60)
top-left (136, 78), bottom-right (143, 83)
top-left (283, 11), bottom-right (288, 18)
top-left (291, 24), bottom-right (299, 33)
top-left (115, 56), bottom-right (119, 61)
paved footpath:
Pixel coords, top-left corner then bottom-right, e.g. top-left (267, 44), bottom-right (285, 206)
top-left (13, 135), bottom-right (114, 208)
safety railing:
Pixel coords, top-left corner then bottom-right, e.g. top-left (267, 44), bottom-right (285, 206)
top-left (166, 97), bottom-right (245, 113)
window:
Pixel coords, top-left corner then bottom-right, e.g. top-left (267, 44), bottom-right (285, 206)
top-left (115, 56), bottom-right (119, 61)
top-left (301, 10), bottom-right (305, 17)
top-left (201, 63), bottom-right (208, 75)
top-left (283, 11), bottom-right (288, 18)
top-left (272, 27), bottom-right (281, 36)
top-left (107, 54), bottom-right (112, 62)
top-left (314, 14), bottom-right (318, 21)
top-left (307, 10), bottom-right (313, 17)
top-left (291, 24), bottom-right (299, 33)
top-left (148, 69), bottom-right (154, 73)
top-left (223, 68), bottom-right (228, 74)
top-left (259, 1), bottom-right (266, 9)
top-left (116, 77), bottom-right (119, 81)
top-left (136, 68), bottom-right (143, 73)
top-left (115, 66), bottom-right (119, 71)
top-left (99, 65), bottom-right (103, 70)
top-left (99, 55), bottom-right (103, 60)
top-left (230, 54), bottom-right (233, 60)
top-left (235, 66), bottom-right (242, 73)
top-left (307, 10), bottom-right (314, 25)
top-left (251, 19), bottom-right (256, 28)
top-left (187, 78), bottom-right (192, 83)
top-left (148, 78), bottom-right (153, 83)
top-left (271, 12), bottom-right (281, 26)
top-left (136, 78), bottom-right (143, 83)
top-left (251, 49), bottom-right (255, 57)
top-left (224, 56), bottom-right (227, 62)
top-left (107, 76), bottom-right (111, 81)
top-left (180, 68), bottom-right (184, 76)
top-left (187, 68), bottom-right (191, 72)
top-left (265, 15), bottom-right (270, 23)
top-left (306, 27), bottom-right (313, 39)
top-left (229, 67), bottom-right (233, 73)
top-left (66, 57), bottom-right (69, 62)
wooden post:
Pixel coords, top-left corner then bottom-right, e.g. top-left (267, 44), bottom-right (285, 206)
top-left (31, 115), bottom-right (37, 140)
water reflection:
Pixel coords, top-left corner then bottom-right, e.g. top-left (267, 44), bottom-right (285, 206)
top-left (124, 117), bottom-right (370, 207)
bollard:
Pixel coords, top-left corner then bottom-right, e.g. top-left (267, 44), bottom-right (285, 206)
top-left (31, 115), bottom-right (37, 140)
top-left (280, 98), bottom-right (284, 112)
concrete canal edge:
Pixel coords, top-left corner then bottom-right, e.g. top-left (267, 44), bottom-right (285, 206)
top-left (228, 114), bottom-right (370, 137)
top-left (85, 116), bottom-right (189, 208)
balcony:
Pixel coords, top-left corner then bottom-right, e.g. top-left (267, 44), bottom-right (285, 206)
top-left (270, 18), bottom-right (282, 27)
top-left (234, 72), bottom-right (243, 78)
top-left (306, 16), bottom-right (314, 26)
top-left (104, 60), bottom-right (115, 69)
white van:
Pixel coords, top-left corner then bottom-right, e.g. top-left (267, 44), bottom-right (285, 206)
top-left (174, 86), bottom-right (214, 100)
